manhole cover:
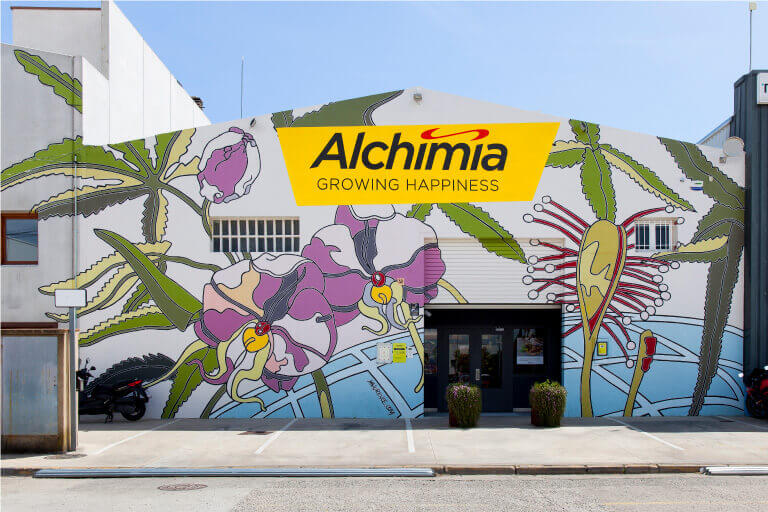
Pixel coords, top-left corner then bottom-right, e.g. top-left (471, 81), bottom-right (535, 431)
top-left (44, 453), bottom-right (87, 460)
top-left (158, 483), bottom-right (208, 491)
top-left (239, 430), bottom-right (272, 435)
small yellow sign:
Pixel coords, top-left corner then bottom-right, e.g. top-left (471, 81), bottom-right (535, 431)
top-left (597, 341), bottom-right (608, 357)
top-left (392, 343), bottom-right (407, 363)
top-left (277, 123), bottom-right (559, 206)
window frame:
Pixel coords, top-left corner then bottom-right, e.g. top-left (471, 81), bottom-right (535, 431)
top-left (1, 211), bottom-right (39, 265)
top-left (210, 216), bottom-right (300, 255)
top-left (633, 217), bottom-right (675, 253)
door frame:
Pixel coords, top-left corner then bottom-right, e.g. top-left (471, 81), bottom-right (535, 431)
top-left (424, 305), bottom-right (562, 413)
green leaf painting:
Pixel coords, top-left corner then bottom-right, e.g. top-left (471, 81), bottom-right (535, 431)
top-left (94, 229), bottom-right (202, 331)
top-left (406, 203), bottom-right (434, 221)
top-left (271, 90), bottom-right (403, 129)
top-left (162, 345), bottom-right (217, 418)
top-left (655, 139), bottom-right (745, 416)
top-left (546, 120), bottom-right (694, 221)
top-left (79, 306), bottom-right (175, 347)
top-left (14, 49), bottom-right (82, 112)
top-left (437, 203), bottom-right (526, 263)
top-left (1, 129), bottom-right (197, 243)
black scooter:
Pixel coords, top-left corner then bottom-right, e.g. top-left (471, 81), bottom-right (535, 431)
top-left (739, 365), bottom-right (768, 419)
top-left (77, 359), bottom-right (149, 422)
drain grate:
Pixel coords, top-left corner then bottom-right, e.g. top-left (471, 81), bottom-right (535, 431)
top-left (44, 453), bottom-right (87, 460)
top-left (158, 483), bottom-right (208, 491)
top-left (239, 430), bottom-right (272, 435)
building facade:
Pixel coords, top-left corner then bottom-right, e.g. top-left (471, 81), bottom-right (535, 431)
top-left (2, 77), bottom-right (750, 419)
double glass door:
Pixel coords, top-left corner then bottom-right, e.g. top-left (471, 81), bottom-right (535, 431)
top-left (437, 327), bottom-right (512, 412)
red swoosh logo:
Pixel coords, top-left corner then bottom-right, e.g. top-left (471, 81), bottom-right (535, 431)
top-left (420, 128), bottom-right (490, 141)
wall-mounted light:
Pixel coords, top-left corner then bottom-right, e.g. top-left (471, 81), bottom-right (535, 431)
top-left (413, 91), bottom-right (423, 103)
top-left (719, 136), bottom-right (744, 163)
top-left (250, 118), bottom-right (257, 127)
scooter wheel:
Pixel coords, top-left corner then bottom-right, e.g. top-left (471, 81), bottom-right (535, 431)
top-left (120, 402), bottom-right (146, 421)
top-left (745, 395), bottom-right (768, 419)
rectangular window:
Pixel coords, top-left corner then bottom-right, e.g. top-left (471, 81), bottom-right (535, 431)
top-left (2, 212), bottom-right (38, 265)
top-left (635, 223), bottom-right (650, 251)
top-left (634, 219), bottom-right (674, 252)
top-left (655, 223), bottom-right (670, 250)
top-left (211, 217), bottom-right (299, 254)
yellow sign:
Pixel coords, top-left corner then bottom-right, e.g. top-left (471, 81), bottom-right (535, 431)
top-left (597, 341), bottom-right (608, 357)
top-left (392, 343), bottom-right (407, 363)
top-left (277, 123), bottom-right (559, 206)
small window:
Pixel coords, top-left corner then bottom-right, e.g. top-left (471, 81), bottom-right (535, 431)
top-left (634, 219), bottom-right (674, 252)
top-left (211, 217), bottom-right (299, 254)
top-left (2, 212), bottom-right (38, 265)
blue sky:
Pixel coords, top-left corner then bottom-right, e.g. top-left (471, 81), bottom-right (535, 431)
top-left (2, 1), bottom-right (766, 142)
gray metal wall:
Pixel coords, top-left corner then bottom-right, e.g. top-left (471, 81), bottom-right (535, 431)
top-left (732, 70), bottom-right (768, 370)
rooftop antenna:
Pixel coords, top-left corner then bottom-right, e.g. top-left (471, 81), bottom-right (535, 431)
top-left (750, 2), bottom-right (757, 71)
top-left (240, 56), bottom-right (244, 118)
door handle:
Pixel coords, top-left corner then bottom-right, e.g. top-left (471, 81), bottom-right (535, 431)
top-left (475, 368), bottom-right (480, 381)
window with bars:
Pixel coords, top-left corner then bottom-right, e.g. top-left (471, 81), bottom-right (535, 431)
top-left (211, 218), bottom-right (300, 254)
top-left (634, 219), bottom-right (674, 252)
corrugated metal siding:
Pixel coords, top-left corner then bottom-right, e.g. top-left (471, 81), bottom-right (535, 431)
top-left (698, 117), bottom-right (732, 148)
top-left (732, 70), bottom-right (768, 369)
top-left (427, 237), bottom-right (566, 304)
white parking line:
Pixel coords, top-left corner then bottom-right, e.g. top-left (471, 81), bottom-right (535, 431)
top-left (609, 418), bottom-right (685, 451)
top-left (405, 418), bottom-right (415, 453)
top-left (717, 415), bottom-right (768, 431)
top-left (89, 419), bottom-right (180, 456)
top-left (254, 418), bottom-right (296, 455)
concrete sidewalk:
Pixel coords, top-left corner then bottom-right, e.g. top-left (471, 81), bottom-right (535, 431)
top-left (3, 415), bottom-right (767, 475)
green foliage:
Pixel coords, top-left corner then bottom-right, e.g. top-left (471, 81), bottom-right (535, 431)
top-left (446, 383), bottom-right (482, 428)
top-left (14, 49), bottom-right (82, 112)
top-left (94, 229), bottom-right (202, 331)
top-left (162, 346), bottom-right (217, 418)
top-left (79, 306), bottom-right (175, 347)
top-left (545, 121), bottom-right (694, 221)
top-left (529, 380), bottom-right (567, 427)
top-left (406, 203), bottom-right (434, 221)
top-left (580, 147), bottom-right (617, 222)
top-left (271, 91), bottom-right (403, 128)
top-left (656, 139), bottom-right (745, 415)
top-left (437, 203), bottom-right (526, 263)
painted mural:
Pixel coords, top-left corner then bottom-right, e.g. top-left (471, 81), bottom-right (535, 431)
top-left (0, 50), bottom-right (746, 418)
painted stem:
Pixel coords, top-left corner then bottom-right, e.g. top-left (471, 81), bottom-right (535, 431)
top-left (161, 255), bottom-right (221, 272)
top-left (438, 278), bottom-right (467, 304)
top-left (623, 329), bottom-right (653, 416)
top-left (200, 385), bottom-right (227, 419)
top-left (311, 369), bottom-right (334, 418)
top-left (399, 302), bottom-right (425, 393)
top-left (580, 335), bottom-right (596, 417)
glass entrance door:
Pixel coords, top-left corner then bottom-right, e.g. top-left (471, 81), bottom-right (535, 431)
top-left (437, 327), bottom-right (514, 412)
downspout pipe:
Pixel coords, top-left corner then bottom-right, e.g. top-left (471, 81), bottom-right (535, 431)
top-left (69, 55), bottom-right (79, 451)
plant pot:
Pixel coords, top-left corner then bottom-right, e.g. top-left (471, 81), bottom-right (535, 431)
top-left (531, 406), bottom-right (544, 427)
top-left (449, 410), bottom-right (458, 427)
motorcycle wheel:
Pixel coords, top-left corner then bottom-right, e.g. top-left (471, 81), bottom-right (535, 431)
top-left (745, 395), bottom-right (768, 419)
top-left (120, 402), bottom-right (146, 421)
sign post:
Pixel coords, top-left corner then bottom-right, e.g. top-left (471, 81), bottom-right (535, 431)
top-left (54, 289), bottom-right (86, 451)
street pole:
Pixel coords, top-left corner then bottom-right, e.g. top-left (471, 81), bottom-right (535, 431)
top-left (69, 306), bottom-right (77, 451)
top-left (749, 2), bottom-right (757, 71)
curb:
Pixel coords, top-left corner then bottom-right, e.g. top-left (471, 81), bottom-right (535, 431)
top-left (3, 464), bottom-right (716, 477)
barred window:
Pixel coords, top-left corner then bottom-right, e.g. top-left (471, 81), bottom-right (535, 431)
top-left (211, 217), bottom-right (300, 254)
top-left (634, 219), bottom-right (674, 252)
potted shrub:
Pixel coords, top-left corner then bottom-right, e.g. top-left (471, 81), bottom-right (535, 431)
top-left (529, 380), bottom-right (567, 427)
top-left (446, 383), bottom-right (482, 428)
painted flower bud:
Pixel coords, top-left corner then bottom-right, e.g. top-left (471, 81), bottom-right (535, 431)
top-left (197, 127), bottom-right (260, 203)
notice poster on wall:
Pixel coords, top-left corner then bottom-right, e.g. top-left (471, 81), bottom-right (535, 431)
top-left (516, 335), bottom-right (544, 365)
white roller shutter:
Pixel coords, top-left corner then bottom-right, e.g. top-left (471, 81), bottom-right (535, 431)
top-left (427, 237), bottom-right (567, 304)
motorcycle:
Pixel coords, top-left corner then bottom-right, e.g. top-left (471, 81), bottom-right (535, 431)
top-left (76, 359), bottom-right (149, 422)
top-left (738, 365), bottom-right (768, 419)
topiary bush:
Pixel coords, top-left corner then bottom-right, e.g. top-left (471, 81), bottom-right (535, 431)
top-left (529, 380), bottom-right (567, 427)
top-left (446, 383), bottom-right (482, 428)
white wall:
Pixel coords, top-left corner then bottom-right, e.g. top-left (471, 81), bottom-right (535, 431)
top-left (10, 2), bottom-right (210, 146)
top-left (11, 6), bottom-right (104, 76)
top-left (1, 45), bottom-right (78, 324)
